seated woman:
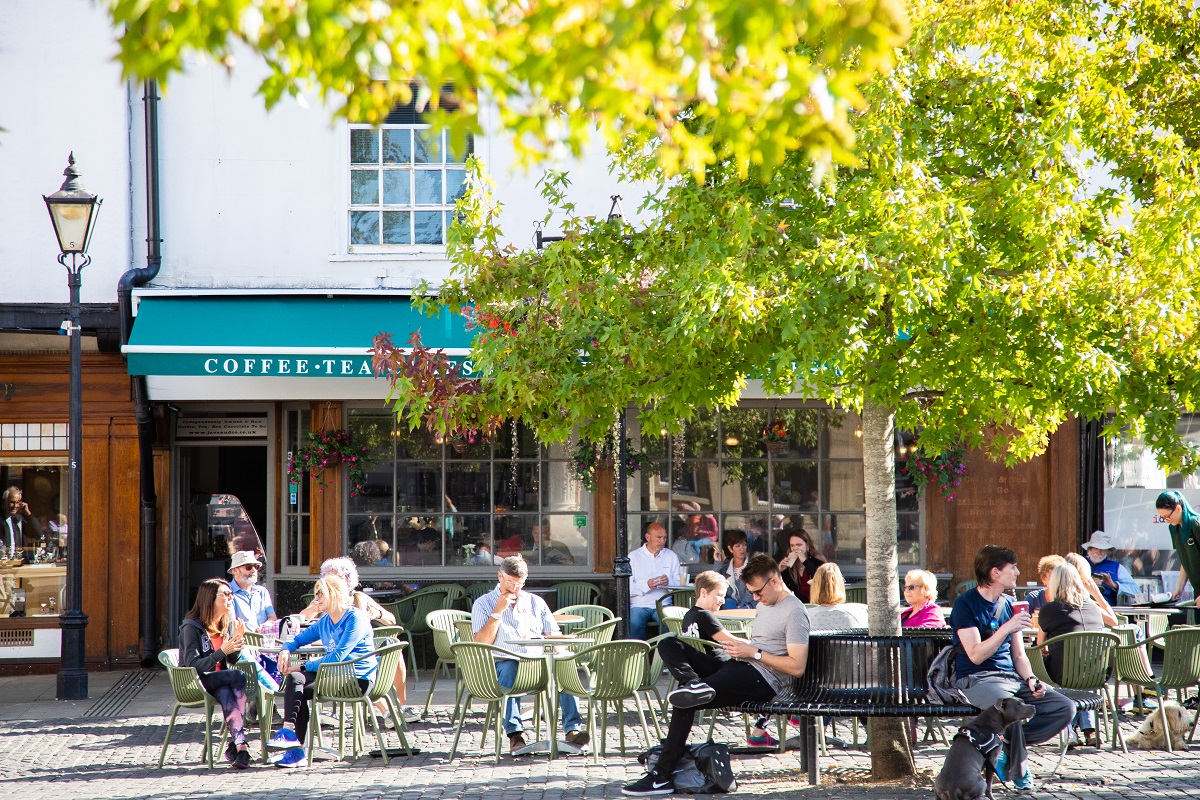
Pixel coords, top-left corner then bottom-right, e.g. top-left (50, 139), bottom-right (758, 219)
top-left (1064, 552), bottom-right (1120, 626)
top-left (299, 558), bottom-right (417, 725)
top-left (1037, 562), bottom-right (1105, 748)
top-left (775, 528), bottom-right (826, 603)
top-left (268, 574), bottom-right (378, 768)
top-left (900, 569), bottom-right (948, 628)
top-left (665, 570), bottom-right (779, 747)
top-left (715, 529), bottom-right (755, 609)
top-left (806, 563), bottom-right (869, 631)
top-left (178, 578), bottom-right (252, 769)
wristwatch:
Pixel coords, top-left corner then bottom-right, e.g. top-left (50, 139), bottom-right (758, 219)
top-left (753, 649), bottom-right (762, 661)
top-left (490, 612), bottom-right (504, 620)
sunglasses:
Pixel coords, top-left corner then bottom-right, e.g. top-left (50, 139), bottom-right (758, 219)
top-left (218, 589), bottom-right (232, 597)
top-left (240, 565), bottom-right (259, 572)
top-left (746, 583), bottom-right (768, 599)
top-left (903, 584), bottom-right (921, 591)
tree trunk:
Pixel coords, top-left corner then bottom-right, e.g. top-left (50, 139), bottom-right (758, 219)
top-left (862, 399), bottom-right (916, 780)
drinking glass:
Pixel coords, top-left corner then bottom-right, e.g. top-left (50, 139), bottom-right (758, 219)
top-left (40, 603), bottom-right (48, 615)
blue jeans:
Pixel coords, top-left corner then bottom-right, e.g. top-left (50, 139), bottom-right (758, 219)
top-left (630, 606), bottom-right (657, 640)
top-left (495, 658), bottom-right (583, 736)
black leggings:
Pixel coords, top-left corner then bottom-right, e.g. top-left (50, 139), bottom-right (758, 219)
top-left (199, 669), bottom-right (248, 748)
top-left (281, 669), bottom-right (371, 743)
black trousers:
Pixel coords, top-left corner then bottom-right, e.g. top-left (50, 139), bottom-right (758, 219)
top-left (654, 637), bottom-right (775, 777)
top-left (281, 669), bottom-right (370, 743)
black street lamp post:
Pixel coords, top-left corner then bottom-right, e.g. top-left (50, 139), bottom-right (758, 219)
top-left (43, 153), bottom-right (101, 701)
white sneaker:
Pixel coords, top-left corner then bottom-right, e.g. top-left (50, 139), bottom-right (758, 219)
top-left (401, 706), bottom-right (421, 724)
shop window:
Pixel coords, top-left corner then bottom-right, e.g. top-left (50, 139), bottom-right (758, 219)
top-left (1, 462), bottom-right (69, 618)
top-left (629, 406), bottom-right (922, 571)
top-left (343, 410), bottom-right (591, 571)
top-left (348, 95), bottom-right (473, 249)
top-left (1104, 414), bottom-right (1200, 595)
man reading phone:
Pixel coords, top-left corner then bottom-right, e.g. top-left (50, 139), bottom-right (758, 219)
top-left (949, 545), bottom-right (1075, 788)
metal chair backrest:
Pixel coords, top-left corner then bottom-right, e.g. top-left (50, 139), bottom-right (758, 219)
top-left (466, 582), bottom-right (494, 605)
top-left (158, 648), bottom-right (209, 706)
top-left (660, 606), bottom-right (688, 622)
top-left (556, 604), bottom-right (614, 628)
top-left (391, 587), bottom-right (453, 634)
top-left (1156, 627), bottom-right (1200, 688)
top-left (243, 631), bottom-right (264, 647)
top-left (552, 581), bottom-right (601, 608)
top-left (451, 641), bottom-right (547, 701)
top-left (1039, 630), bottom-right (1120, 690)
top-left (954, 580), bottom-right (977, 597)
top-left (428, 609), bottom-right (471, 661)
top-left (373, 624), bottom-right (406, 640)
top-left (421, 583), bottom-right (468, 609)
top-left (453, 618), bottom-right (475, 642)
top-left (365, 642), bottom-right (408, 702)
top-left (845, 585), bottom-right (867, 604)
top-left (556, 640), bottom-right (649, 701)
top-left (314, 658), bottom-right (367, 702)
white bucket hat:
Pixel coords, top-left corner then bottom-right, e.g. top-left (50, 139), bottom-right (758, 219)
top-left (1080, 531), bottom-right (1115, 551)
top-left (228, 550), bottom-right (262, 572)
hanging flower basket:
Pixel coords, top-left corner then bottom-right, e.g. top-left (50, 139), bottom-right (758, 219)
top-left (449, 429), bottom-right (487, 454)
top-left (763, 421), bottom-right (788, 455)
top-left (571, 435), bottom-right (650, 493)
top-left (287, 428), bottom-right (371, 496)
top-left (903, 441), bottom-right (968, 501)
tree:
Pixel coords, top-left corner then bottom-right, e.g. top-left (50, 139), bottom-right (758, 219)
top-left (103, 0), bottom-right (906, 179)
top-left (377, 0), bottom-right (1200, 779)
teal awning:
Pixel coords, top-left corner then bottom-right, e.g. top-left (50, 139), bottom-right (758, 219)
top-left (124, 294), bottom-right (473, 377)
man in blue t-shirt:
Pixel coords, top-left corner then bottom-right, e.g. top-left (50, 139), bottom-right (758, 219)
top-left (950, 545), bottom-right (1075, 786)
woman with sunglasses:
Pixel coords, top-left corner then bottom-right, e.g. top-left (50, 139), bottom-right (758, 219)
top-left (1155, 491), bottom-right (1200, 602)
top-left (179, 578), bottom-right (252, 769)
top-left (900, 569), bottom-right (947, 628)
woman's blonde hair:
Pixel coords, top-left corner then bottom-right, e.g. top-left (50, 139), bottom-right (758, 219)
top-left (1047, 562), bottom-right (1088, 608)
top-left (1064, 552), bottom-right (1093, 581)
top-left (693, 570), bottom-right (727, 596)
top-left (904, 569), bottom-right (938, 603)
top-left (313, 573), bottom-right (352, 616)
top-left (809, 562), bottom-right (846, 606)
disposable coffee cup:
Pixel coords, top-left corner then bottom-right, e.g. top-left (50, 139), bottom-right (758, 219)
top-left (1012, 600), bottom-right (1030, 627)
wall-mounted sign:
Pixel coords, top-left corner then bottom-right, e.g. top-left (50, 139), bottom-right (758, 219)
top-left (176, 416), bottom-right (269, 440)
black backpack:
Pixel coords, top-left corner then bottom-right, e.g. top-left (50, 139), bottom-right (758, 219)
top-left (638, 742), bottom-right (737, 793)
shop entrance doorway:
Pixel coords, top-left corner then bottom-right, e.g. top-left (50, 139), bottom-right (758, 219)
top-left (170, 444), bottom-right (267, 637)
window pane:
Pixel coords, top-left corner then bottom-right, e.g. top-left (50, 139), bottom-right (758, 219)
top-left (681, 408), bottom-right (718, 458)
top-left (348, 515), bottom-right (392, 560)
top-left (396, 462), bottom-right (442, 513)
top-left (721, 407), bottom-right (768, 458)
top-left (351, 129), bottom-right (378, 164)
top-left (542, 461), bottom-right (586, 512)
top-left (448, 514), bottom-right (491, 565)
top-left (350, 170), bottom-right (379, 205)
top-left (382, 211), bottom-right (412, 244)
top-left (446, 462), bottom-right (491, 511)
top-left (414, 171), bottom-right (443, 204)
top-left (771, 408), bottom-right (820, 458)
top-left (395, 426), bottom-right (443, 460)
top-left (719, 514), bottom-right (772, 556)
top-left (824, 513), bottom-right (865, 565)
top-left (628, 514), bottom-right (669, 560)
top-left (824, 410), bottom-right (863, 460)
top-left (447, 132), bottom-right (474, 163)
top-left (349, 211), bottom-right (379, 245)
top-left (898, 514), bottom-right (920, 566)
top-left (349, 409), bottom-right (396, 460)
top-left (637, 425), bottom-right (670, 461)
top-left (824, 461), bottom-right (865, 512)
top-left (414, 211), bottom-right (444, 244)
top-left (383, 129), bottom-right (412, 164)
top-left (773, 461), bottom-right (818, 510)
top-left (447, 168), bottom-right (468, 203)
top-left (394, 522), bottom-right (444, 566)
top-left (531, 515), bottom-right (588, 566)
top-left (718, 462), bottom-right (769, 511)
top-left (382, 170), bottom-right (411, 205)
top-left (414, 129), bottom-right (441, 163)
top-left (494, 420), bottom-right (541, 460)
top-left (493, 462), bottom-right (539, 511)
top-left (635, 461), bottom-right (670, 512)
top-left (670, 506), bottom-right (719, 565)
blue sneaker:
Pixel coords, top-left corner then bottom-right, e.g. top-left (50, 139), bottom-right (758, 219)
top-left (273, 747), bottom-right (306, 768)
top-left (994, 749), bottom-right (1008, 782)
top-left (266, 727), bottom-right (300, 750)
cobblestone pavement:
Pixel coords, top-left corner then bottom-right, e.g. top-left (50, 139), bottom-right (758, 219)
top-left (0, 672), bottom-right (1197, 799)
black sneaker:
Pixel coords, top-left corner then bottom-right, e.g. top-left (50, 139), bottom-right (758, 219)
top-left (622, 772), bottom-right (673, 796)
top-left (668, 680), bottom-right (715, 709)
top-left (224, 743), bottom-right (238, 765)
top-left (232, 749), bottom-right (251, 769)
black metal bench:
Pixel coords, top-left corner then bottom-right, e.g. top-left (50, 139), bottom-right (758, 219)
top-left (735, 631), bottom-right (1104, 784)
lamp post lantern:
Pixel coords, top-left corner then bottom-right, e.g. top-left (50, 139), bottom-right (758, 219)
top-left (43, 152), bottom-right (101, 701)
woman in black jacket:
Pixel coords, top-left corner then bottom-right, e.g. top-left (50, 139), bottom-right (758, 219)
top-left (775, 528), bottom-right (825, 603)
top-left (179, 578), bottom-right (251, 769)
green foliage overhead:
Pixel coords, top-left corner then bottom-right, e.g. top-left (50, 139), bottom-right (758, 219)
top-left (390, 0), bottom-right (1200, 474)
top-left (104, 0), bottom-right (908, 179)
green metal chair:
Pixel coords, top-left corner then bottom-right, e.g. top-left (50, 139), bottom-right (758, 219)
top-left (466, 582), bottom-right (494, 606)
top-left (157, 649), bottom-right (228, 768)
top-left (448, 642), bottom-right (548, 763)
top-left (386, 586), bottom-right (456, 680)
top-left (552, 581), bottom-right (601, 609)
top-left (954, 579), bottom-right (977, 597)
top-left (639, 633), bottom-right (671, 734)
top-left (1114, 627), bottom-right (1200, 752)
top-left (424, 609), bottom-right (471, 719)
top-left (844, 585), bottom-right (867, 604)
top-left (568, 618), bottom-right (619, 678)
top-left (556, 603), bottom-right (614, 628)
top-left (307, 643), bottom-right (411, 766)
top-left (421, 583), bottom-right (468, 610)
top-left (1025, 630), bottom-right (1124, 752)
top-left (656, 588), bottom-right (695, 626)
top-left (555, 640), bottom-right (652, 761)
top-left (363, 642), bottom-right (415, 758)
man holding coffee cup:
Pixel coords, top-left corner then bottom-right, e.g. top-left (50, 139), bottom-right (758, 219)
top-left (948, 545), bottom-right (1076, 788)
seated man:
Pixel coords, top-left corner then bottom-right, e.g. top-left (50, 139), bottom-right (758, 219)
top-left (1080, 531), bottom-right (1139, 605)
top-left (471, 556), bottom-right (589, 754)
top-left (624, 554), bottom-right (809, 796)
top-left (531, 518), bottom-right (575, 566)
top-left (951, 545), bottom-right (1076, 789)
top-left (629, 522), bottom-right (682, 640)
top-left (228, 551), bottom-right (277, 632)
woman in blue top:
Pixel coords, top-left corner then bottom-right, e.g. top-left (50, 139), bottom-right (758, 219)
top-left (1156, 491), bottom-right (1200, 602)
top-left (266, 574), bottom-right (378, 767)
